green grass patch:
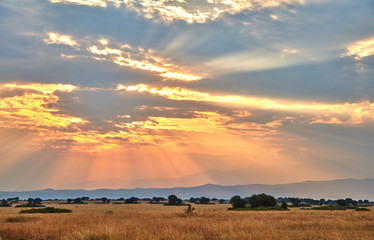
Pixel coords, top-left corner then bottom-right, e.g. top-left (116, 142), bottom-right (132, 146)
top-left (15, 203), bottom-right (45, 208)
top-left (5, 215), bottom-right (39, 223)
top-left (228, 206), bottom-right (288, 211)
top-left (19, 207), bottom-right (71, 214)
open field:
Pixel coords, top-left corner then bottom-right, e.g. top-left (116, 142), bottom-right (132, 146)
top-left (0, 202), bottom-right (373, 240)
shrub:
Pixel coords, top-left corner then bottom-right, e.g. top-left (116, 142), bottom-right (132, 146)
top-left (228, 206), bottom-right (288, 211)
top-left (185, 204), bottom-right (195, 214)
top-left (355, 207), bottom-right (370, 211)
top-left (5, 216), bottom-right (38, 223)
top-left (247, 193), bottom-right (276, 208)
top-left (281, 200), bottom-right (288, 210)
top-left (19, 207), bottom-right (72, 214)
top-left (1, 199), bottom-right (11, 207)
top-left (230, 195), bottom-right (246, 209)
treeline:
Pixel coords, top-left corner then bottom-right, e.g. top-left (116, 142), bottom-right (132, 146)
top-left (1, 195), bottom-right (373, 207)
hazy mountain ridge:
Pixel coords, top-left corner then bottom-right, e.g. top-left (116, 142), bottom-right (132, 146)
top-left (1, 178), bottom-right (373, 200)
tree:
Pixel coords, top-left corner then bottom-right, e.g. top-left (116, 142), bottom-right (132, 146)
top-left (168, 195), bottom-right (182, 205)
top-left (247, 193), bottom-right (276, 208)
top-left (1, 199), bottom-right (11, 207)
top-left (289, 197), bottom-right (301, 207)
top-left (67, 199), bottom-right (73, 204)
top-left (230, 195), bottom-right (246, 209)
top-left (336, 199), bottom-right (348, 206)
top-left (281, 200), bottom-right (288, 210)
top-left (199, 197), bottom-right (210, 204)
top-left (73, 198), bottom-right (83, 204)
top-left (189, 197), bottom-right (197, 203)
top-left (125, 197), bottom-right (138, 204)
top-left (27, 198), bottom-right (34, 204)
top-left (101, 197), bottom-right (108, 204)
top-left (34, 198), bottom-right (42, 204)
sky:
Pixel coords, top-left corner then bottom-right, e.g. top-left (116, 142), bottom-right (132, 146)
top-left (0, 0), bottom-right (373, 191)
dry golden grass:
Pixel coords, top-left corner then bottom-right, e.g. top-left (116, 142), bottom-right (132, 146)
top-left (0, 203), bottom-right (373, 240)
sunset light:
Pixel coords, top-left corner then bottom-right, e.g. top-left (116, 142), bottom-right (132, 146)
top-left (0, 0), bottom-right (373, 193)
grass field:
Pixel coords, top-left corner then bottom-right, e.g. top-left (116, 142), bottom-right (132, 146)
top-left (0, 202), bottom-right (373, 240)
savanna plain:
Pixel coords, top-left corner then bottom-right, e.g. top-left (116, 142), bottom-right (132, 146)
top-left (0, 202), bottom-right (373, 240)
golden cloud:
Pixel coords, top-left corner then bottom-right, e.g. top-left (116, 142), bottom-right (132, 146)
top-left (343, 36), bottom-right (374, 60)
top-left (87, 43), bottom-right (202, 81)
top-left (44, 32), bottom-right (79, 47)
top-left (49, 0), bottom-right (306, 23)
top-left (118, 83), bottom-right (374, 125)
top-left (0, 83), bottom-right (86, 130)
top-left (43, 32), bottom-right (202, 81)
top-left (49, 0), bottom-right (107, 7)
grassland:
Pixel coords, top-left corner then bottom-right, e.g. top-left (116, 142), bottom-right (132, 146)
top-left (0, 202), bottom-right (373, 240)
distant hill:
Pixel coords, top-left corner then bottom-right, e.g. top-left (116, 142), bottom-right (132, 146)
top-left (1, 178), bottom-right (373, 200)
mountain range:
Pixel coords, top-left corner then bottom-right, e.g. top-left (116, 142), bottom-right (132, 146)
top-left (1, 178), bottom-right (373, 200)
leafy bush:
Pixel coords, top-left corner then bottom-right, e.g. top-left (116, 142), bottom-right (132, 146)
top-left (19, 207), bottom-right (72, 214)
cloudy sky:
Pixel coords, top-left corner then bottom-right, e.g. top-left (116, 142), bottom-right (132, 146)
top-left (0, 0), bottom-right (373, 190)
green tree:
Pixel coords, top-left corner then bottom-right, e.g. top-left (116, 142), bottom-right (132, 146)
top-left (230, 195), bottom-right (246, 209)
top-left (247, 193), bottom-right (276, 208)
top-left (336, 199), bottom-right (348, 206)
top-left (125, 197), bottom-right (138, 204)
top-left (199, 197), bottom-right (210, 204)
top-left (168, 195), bottom-right (182, 205)
top-left (289, 197), bottom-right (301, 207)
top-left (281, 200), bottom-right (288, 209)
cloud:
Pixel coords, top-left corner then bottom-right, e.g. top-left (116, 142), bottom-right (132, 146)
top-left (43, 32), bottom-right (79, 47)
top-left (87, 43), bottom-right (202, 81)
top-left (43, 32), bottom-right (202, 81)
top-left (48, 0), bottom-right (307, 23)
top-left (343, 36), bottom-right (374, 60)
top-left (49, 0), bottom-right (108, 7)
top-left (0, 83), bottom-right (86, 130)
top-left (118, 83), bottom-right (374, 125)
